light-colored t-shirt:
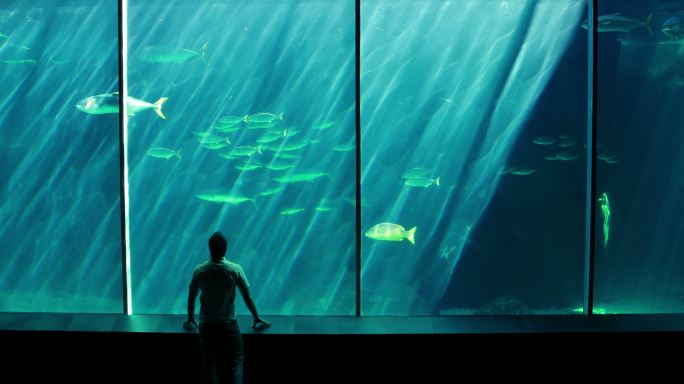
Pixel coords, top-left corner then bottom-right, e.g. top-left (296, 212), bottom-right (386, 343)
top-left (189, 258), bottom-right (249, 324)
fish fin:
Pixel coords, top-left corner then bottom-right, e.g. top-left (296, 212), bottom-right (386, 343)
top-left (154, 97), bottom-right (169, 119)
top-left (257, 145), bottom-right (262, 155)
top-left (278, 112), bottom-right (284, 121)
top-left (435, 177), bottom-right (440, 186)
top-left (645, 14), bottom-right (654, 36)
top-left (407, 227), bottom-right (417, 245)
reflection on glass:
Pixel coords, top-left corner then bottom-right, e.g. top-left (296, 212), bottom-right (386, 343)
top-left (595, 0), bottom-right (684, 314)
top-left (361, 0), bottom-right (587, 315)
top-left (127, 1), bottom-right (355, 315)
top-left (0, 1), bottom-right (122, 312)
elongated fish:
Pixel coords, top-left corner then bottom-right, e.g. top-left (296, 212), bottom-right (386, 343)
top-left (139, 42), bottom-right (207, 63)
top-left (365, 223), bottom-right (416, 245)
top-left (230, 145), bottom-right (262, 156)
top-left (581, 13), bottom-right (653, 35)
top-left (146, 147), bottom-right (181, 159)
top-left (533, 136), bottom-right (557, 145)
top-left (404, 177), bottom-right (440, 187)
top-left (196, 193), bottom-right (257, 207)
top-left (273, 171), bottom-right (328, 183)
top-left (598, 193), bottom-right (610, 248)
top-left (245, 112), bottom-right (284, 124)
top-left (280, 207), bottom-right (305, 216)
top-left (76, 92), bottom-right (168, 119)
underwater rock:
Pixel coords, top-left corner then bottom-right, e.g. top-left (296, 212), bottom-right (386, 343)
top-left (474, 293), bottom-right (532, 315)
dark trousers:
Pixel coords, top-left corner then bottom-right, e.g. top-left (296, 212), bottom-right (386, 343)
top-left (199, 321), bottom-right (244, 384)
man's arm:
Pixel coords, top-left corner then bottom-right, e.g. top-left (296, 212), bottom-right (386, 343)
top-left (238, 283), bottom-right (271, 329)
top-left (184, 271), bottom-right (199, 329)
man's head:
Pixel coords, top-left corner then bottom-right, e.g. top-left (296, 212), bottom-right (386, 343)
top-left (209, 232), bottom-right (228, 260)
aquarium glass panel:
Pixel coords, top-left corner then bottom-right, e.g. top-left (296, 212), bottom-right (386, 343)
top-left (0, 1), bottom-right (123, 312)
top-left (127, 0), bottom-right (355, 315)
top-left (594, 1), bottom-right (684, 314)
top-left (361, 0), bottom-right (588, 315)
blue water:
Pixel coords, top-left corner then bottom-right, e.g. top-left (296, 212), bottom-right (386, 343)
top-left (2, 0), bottom-right (684, 316)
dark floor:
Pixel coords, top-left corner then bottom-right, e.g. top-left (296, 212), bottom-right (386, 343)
top-left (2, 314), bottom-right (683, 382)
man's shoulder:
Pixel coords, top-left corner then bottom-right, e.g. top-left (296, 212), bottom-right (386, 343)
top-left (223, 260), bottom-right (243, 272)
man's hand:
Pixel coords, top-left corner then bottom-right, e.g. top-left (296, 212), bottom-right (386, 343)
top-left (183, 319), bottom-right (198, 332)
top-left (252, 317), bottom-right (272, 330)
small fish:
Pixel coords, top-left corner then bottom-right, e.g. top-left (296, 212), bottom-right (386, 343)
top-left (230, 145), bottom-right (263, 156)
top-left (365, 223), bottom-right (416, 244)
top-left (509, 169), bottom-right (537, 176)
top-left (218, 115), bottom-right (247, 124)
top-left (558, 139), bottom-right (576, 148)
top-left (273, 171), bottom-right (328, 184)
top-left (258, 187), bottom-right (284, 196)
top-left (198, 135), bottom-right (230, 144)
top-left (401, 167), bottom-right (432, 179)
top-left (314, 121), bottom-right (335, 130)
top-left (555, 152), bottom-right (579, 161)
top-left (246, 112), bottom-right (284, 124)
top-left (498, 166), bottom-right (536, 175)
top-left (192, 130), bottom-right (214, 137)
top-left (663, 15), bottom-right (684, 40)
top-left (545, 154), bottom-right (559, 161)
top-left (314, 205), bottom-right (335, 212)
top-left (274, 153), bottom-right (299, 160)
top-left (280, 207), bottom-right (305, 216)
top-left (268, 141), bottom-right (308, 152)
top-left (333, 142), bottom-right (356, 152)
top-left (263, 161), bottom-right (294, 171)
top-left (269, 128), bottom-right (299, 137)
top-left (581, 13), bottom-right (653, 35)
top-left (533, 136), bottom-right (557, 145)
top-left (404, 177), bottom-right (440, 188)
top-left (235, 163), bottom-right (263, 171)
top-left (202, 142), bottom-right (228, 150)
top-left (146, 147), bottom-right (181, 159)
top-left (196, 193), bottom-right (257, 207)
top-left (559, 134), bottom-right (572, 139)
top-left (139, 42), bottom-right (207, 63)
top-left (0, 59), bottom-right (36, 64)
top-left (214, 124), bottom-right (241, 133)
top-left (246, 121), bottom-right (277, 130)
top-left (76, 92), bottom-right (168, 119)
top-left (256, 134), bottom-right (283, 144)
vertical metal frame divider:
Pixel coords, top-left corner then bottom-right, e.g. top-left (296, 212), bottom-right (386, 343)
top-left (584, 0), bottom-right (598, 316)
top-left (118, 0), bottom-right (132, 315)
top-left (355, 0), bottom-right (362, 317)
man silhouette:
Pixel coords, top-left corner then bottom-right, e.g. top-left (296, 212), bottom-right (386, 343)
top-left (184, 231), bottom-right (271, 384)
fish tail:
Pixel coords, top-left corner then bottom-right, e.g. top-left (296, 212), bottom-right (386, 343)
top-left (407, 226), bottom-right (417, 245)
top-left (278, 112), bottom-right (284, 121)
top-left (435, 177), bottom-right (440, 187)
top-left (201, 42), bottom-right (208, 58)
top-left (154, 97), bottom-right (169, 119)
top-left (243, 115), bottom-right (250, 123)
top-left (645, 14), bottom-right (653, 36)
top-left (257, 145), bottom-right (263, 155)
top-left (250, 198), bottom-right (258, 209)
top-left (176, 150), bottom-right (182, 160)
